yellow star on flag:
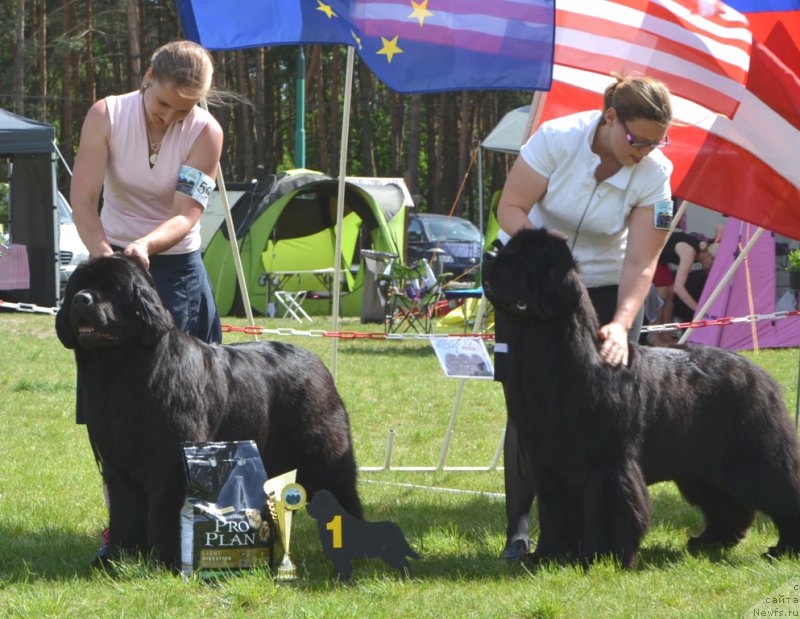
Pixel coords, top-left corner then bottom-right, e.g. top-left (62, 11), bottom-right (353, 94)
top-left (350, 30), bottom-right (363, 50)
top-left (316, 0), bottom-right (336, 19)
top-left (409, 0), bottom-right (433, 27)
top-left (377, 35), bottom-right (403, 63)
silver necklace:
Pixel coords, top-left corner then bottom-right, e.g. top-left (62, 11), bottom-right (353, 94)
top-left (143, 97), bottom-right (160, 166)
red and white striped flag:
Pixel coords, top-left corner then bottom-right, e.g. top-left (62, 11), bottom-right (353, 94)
top-left (555, 0), bottom-right (752, 118)
top-left (535, 0), bottom-right (800, 240)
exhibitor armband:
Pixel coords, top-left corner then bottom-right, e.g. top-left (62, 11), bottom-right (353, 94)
top-left (176, 165), bottom-right (216, 209)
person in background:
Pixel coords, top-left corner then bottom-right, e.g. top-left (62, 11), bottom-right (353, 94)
top-left (671, 242), bottom-right (718, 324)
top-left (494, 74), bottom-right (674, 560)
top-left (650, 233), bottom-right (717, 344)
top-left (70, 39), bottom-right (224, 564)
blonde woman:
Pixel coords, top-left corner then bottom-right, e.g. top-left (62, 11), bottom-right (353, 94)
top-left (70, 40), bottom-right (223, 565)
top-left (72, 39), bottom-right (223, 343)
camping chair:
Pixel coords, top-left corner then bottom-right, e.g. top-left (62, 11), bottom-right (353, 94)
top-left (377, 257), bottom-right (451, 334)
top-left (274, 289), bottom-right (311, 322)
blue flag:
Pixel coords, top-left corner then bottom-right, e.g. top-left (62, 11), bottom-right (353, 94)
top-left (176, 0), bottom-right (554, 93)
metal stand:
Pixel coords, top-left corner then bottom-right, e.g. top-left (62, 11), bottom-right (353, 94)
top-left (358, 294), bottom-right (504, 472)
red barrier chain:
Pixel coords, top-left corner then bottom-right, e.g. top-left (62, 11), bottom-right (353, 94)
top-left (2, 296), bottom-right (798, 341)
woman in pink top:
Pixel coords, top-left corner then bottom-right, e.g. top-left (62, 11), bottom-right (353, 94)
top-left (71, 39), bottom-right (223, 344)
top-left (70, 40), bottom-right (224, 566)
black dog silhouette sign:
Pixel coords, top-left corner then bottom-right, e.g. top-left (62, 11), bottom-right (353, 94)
top-left (306, 490), bottom-right (419, 580)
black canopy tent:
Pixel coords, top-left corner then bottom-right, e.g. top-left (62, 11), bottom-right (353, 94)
top-left (0, 108), bottom-right (59, 306)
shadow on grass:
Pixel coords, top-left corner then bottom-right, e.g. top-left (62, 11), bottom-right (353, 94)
top-left (0, 486), bottom-right (782, 586)
top-left (339, 344), bottom-right (436, 359)
top-left (0, 528), bottom-right (105, 583)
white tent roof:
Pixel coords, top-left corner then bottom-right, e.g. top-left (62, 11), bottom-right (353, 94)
top-left (481, 106), bottom-right (530, 154)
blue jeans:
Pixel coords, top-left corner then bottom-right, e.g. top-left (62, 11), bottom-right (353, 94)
top-left (146, 250), bottom-right (221, 344)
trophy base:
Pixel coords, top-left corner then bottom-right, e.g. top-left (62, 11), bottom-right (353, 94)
top-left (275, 555), bottom-right (298, 582)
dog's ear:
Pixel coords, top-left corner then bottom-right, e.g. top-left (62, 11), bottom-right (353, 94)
top-left (542, 266), bottom-right (584, 318)
top-left (55, 305), bottom-right (78, 349)
top-left (131, 280), bottom-right (174, 345)
top-left (529, 237), bottom-right (583, 318)
top-left (55, 265), bottom-right (86, 349)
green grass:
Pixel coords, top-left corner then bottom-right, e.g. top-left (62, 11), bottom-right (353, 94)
top-left (2, 312), bottom-right (800, 618)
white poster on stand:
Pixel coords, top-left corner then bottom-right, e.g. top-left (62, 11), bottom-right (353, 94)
top-left (431, 337), bottom-right (494, 379)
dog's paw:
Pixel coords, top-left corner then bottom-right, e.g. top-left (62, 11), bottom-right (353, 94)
top-left (521, 549), bottom-right (572, 567)
top-left (763, 544), bottom-right (800, 561)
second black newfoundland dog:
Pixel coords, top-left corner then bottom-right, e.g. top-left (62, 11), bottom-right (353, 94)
top-left (56, 254), bottom-right (362, 569)
top-left (484, 228), bottom-right (800, 568)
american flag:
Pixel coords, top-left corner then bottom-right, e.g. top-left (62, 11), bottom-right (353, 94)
top-left (555, 0), bottom-right (752, 118)
top-left (528, 0), bottom-right (800, 239)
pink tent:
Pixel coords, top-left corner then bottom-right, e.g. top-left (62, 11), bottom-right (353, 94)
top-left (688, 218), bottom-right (800, 350)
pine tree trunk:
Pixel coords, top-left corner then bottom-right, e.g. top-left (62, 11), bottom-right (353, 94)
top-left (37, 0), bottom-right (46, 122)
top-left (456, 90), bottom-right (471, 218)
top-left (126, 0), bottom-right (142, 89)
top-left (357, 62), bottom-right (376, 177)
top-left (15, 0), bottom-right (26, 115)
top-left (60, 0), bottom-right (76, 169)
top-left (405, 94), bottom-right (421, 197)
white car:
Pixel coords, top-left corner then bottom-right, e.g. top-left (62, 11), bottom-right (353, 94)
top-left (57, 193), bottom-right (89, 292)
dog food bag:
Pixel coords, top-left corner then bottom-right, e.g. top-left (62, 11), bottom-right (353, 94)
top-left (181, 441), bottom-right (275, 578)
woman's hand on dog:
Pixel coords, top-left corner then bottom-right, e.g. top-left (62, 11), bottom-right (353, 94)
top-left (598, 322), bottom-right (629, 367)
top-left (123, 240), bottom-right (150, 271)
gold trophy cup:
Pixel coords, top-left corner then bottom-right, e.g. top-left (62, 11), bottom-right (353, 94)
top-left (264, 470), bottom-right (307, 581)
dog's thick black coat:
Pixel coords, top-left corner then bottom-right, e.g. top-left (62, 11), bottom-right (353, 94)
top-left (56, 255), bottom-right (363, 568)
top-left (306, 489), bottom-right (418, 580)
top-left (484, 228), bottom-right (800, 568)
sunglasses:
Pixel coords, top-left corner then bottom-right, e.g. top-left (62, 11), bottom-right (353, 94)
top-left (620, 119), bottom-right (670, 149)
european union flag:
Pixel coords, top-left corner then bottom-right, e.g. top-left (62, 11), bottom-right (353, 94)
top-left (176, 0), bottom-right (554, 93)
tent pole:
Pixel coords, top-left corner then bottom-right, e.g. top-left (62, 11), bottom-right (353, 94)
top-left (331, 45), bottom-right (356, 380)
top-left (739, 226), bottom-right (759, 352)
top-left (678, 226), bottom-right (765, 344)
top-left (201, 100), bottom-right (258, 341)
top-left (51, 153), bottom-right (60, 304)
top-left (670, 199), bottom-right (689, 232)
top-left (52, 142), bottom-right (73, 178)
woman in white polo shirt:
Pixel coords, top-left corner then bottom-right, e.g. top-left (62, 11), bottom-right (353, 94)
top-left (494, 75), bottom-right (674, 560)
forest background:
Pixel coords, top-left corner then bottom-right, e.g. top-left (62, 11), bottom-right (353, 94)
top-left (0, 0), bottom-right (534, 223)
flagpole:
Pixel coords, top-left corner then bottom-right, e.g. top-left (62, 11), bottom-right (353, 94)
top-left (524, 91), bottom-right (548, 140)
top-left (330, 45), bottom-right (355, 380)
top-left (201, 100), bottom-right (258, 341)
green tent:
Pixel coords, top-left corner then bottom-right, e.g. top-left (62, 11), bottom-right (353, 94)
top-left (203, 169), bottom-right (408, 317)
top-left (483, 190), bottom-right (502, 252)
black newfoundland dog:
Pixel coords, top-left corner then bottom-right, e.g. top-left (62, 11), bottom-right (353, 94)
top-left (56, 254), bottom-right (363, 569)
top-left (484, 228), bottom-right (800, 568)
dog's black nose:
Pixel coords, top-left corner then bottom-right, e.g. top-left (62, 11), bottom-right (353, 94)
top-left (72, 290), bottom-right (94, 308)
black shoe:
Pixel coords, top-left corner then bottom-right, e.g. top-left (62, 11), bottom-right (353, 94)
top-left (501, 538), bottom-right (530, 561)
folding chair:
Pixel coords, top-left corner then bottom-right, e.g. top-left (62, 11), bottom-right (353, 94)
top-left (274, 289), bottom-right (311, 322)
top-left (378, 258), bottom-right (451, 334)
